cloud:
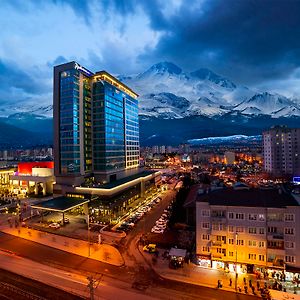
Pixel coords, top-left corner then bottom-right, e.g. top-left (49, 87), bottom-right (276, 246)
top-left (138, 0), bottom-right (300, 85)
top-left (1, 0), bottom-right (300, 108)
top-left (0, 59), bottom-right (48, 95)
top-left (47, 56), bottom-right (69, 68)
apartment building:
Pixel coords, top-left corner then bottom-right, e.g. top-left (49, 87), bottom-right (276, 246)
top-left (196, 188), bottom-right (300, 274)
top-left (263, 126), bottom-right (300, 176)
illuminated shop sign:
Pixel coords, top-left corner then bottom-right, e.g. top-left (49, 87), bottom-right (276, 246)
top-left (293, 177), bottom-right (300, 185)
top-left (74, 62), bottom-right (93, 76)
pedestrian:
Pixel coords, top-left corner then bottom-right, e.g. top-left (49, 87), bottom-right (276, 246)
top-left (249, 279), bottom-right (252, 287)
top-left (229, 278), bottom-right (232, 287)
top-left (243, 277), bottom-right (247, 285)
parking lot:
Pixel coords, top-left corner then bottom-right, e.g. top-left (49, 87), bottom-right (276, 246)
top-left (115, 195), bottom-right (165, 233)
top-left (25, 212), bottom-right (94, 241)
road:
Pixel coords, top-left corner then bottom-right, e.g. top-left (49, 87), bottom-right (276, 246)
top-left (122, 186), bottom-right (177, 267)
top-left (0, 183), bottom-right (257, 299)
top-left (0, 250), bottom-right (152, 300)
top-left (0, 248), bottom-right (256, 300)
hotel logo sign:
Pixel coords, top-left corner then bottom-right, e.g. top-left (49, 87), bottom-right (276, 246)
top-left (74, 62), bottom-right (93, 76)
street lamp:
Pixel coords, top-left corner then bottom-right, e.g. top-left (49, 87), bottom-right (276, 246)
top-left (235, 232), bottom-right (238, 292)
top-left (88, 213), bottom-right (90, 257)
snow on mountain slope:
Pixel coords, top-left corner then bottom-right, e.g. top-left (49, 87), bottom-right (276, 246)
top-left (271, 105), bottom-right (300, 118)
top-left (185, 97), bottom-right (229, 116)
top-left (190, 68), bottom-right (236, 89)
top-left (0, 104), bottom-right (53, 118)
top-left (120, 62), bottom-right (300, 119)
top-left (234, 92), bottom-right (297, 115)
top-left (139, 92), bottom-right (189, 119)
top-left (188, 134), bottom-right (262, 145)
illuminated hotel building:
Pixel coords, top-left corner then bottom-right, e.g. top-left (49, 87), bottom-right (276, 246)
top-left (53, 62), bottom-right (160, 223)
top-left (196, 188), bottom-right (300, 273)
top-left (53, 61), bottom-right (140, 188)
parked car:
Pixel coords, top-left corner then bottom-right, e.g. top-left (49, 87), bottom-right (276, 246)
top-left (143, 244), bottom-right (157, 253)
top-left (49, 222), bottom-right (60, 229)
top-left (151, 228), bottom-right (164, 234)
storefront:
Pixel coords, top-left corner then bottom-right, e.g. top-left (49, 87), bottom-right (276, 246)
top-left (197, 255), bottom-right (211, 268)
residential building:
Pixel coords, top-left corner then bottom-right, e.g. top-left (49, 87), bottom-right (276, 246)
top-left (196, 188), bottom-right (300, 274)
top-left (263, 126), bottom-right (300, 176)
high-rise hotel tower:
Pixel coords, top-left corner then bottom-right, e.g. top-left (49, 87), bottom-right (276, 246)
top-left (53, 62), bottom-right (140, 189)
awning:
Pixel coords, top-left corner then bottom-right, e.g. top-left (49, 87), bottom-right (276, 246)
top-left (169, 248), bottom-right (187, 258)
top-left (31, 196), bottom-right (89, 212)
top-left (285, 264), bottom-right (300, 273)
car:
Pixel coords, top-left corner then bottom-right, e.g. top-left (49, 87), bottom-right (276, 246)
top-left (49, 222), bottom-right (60, 229)
top-left (60, 218), bottom-right (70, 224)
top-left (152, 225), bottom-right (165, 230)
top-left (156, 220), bottom-right (166, 225)
top-left (156, 224), bottom-right (167, 229)
top-left (151, 228), bottom-right (164, 234)
top-left (143, 244), bottom-right (157, 253)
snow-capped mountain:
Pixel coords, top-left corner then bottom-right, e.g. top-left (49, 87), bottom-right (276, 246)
top-left (0, 103), bottom-right (53, 118)
top-left (190, 68), bottom-right (236, 89)
top-left (233, 92), bottom-right (296, 115)
top-left (1, 61), bottom-right (300, 122)
top-left (119, 61), bottom-right (300, 119)
top-left (188, 135), bottom-right (262, 145)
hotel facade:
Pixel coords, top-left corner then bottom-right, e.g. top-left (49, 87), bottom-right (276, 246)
top-left (53, 62), bottom-right (160, 223)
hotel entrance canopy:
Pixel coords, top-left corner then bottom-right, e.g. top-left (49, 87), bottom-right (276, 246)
top-left (31, 196), bottom-right (89, 213)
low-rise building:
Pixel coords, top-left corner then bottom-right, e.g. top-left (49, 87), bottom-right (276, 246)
top-left (196, 188), bottom-right (300, 274)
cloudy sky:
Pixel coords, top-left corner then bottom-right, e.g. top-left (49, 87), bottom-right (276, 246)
top-left (1, 0), bottom-right (300, 109)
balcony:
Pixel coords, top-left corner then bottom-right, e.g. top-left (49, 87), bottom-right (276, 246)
top-left (211, 240), bottom-right (223, 247)
top-left (211, 253), bottom-right (223, 260)
top-left (267, 245), bottom-right (284, 250)
top-left (211, 215), bottom-right (226, 219)
top-left (268, 233), bottom-right (284, 240)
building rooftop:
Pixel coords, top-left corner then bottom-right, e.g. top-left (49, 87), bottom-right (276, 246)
top-left (197, 188), bottom-right (299, 208)
top-left (97, 170), bottom-right (157, 189)
top-left (183, 184), bottom-right (202, 208)
top-left (32, 197), bottom-right (89, 212)
top-left (94, 71), bottom-right (139, 99)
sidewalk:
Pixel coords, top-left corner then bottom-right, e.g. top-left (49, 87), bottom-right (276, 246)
top-left (1, 224), bottom-right (124, 267)
top-left (140, 246), bottom-right (299, 296)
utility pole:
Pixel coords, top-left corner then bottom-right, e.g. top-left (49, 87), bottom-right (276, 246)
top-left (87, 274), bottom-right (103, 300)
top-left (88, 214), bottom-right (90, 257)
top-left (87, 276), bottom-right (95, 300)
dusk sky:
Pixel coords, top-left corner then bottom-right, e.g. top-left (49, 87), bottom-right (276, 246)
top-left (1, 0), bottom-right (300, 108)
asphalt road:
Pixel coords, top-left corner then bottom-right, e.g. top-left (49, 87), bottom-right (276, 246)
top-left (0, 184), bottom-right (258, 300)
top-left (0, 247), bottom-right (257, 300)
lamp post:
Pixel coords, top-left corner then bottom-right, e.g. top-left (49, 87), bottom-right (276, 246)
top-left (88, 213), bottom-right (90, 257)
top-left (235, 232), bottom-right (238, 292)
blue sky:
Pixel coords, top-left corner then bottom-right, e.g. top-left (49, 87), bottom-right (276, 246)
top-left (1, 0), bottom-right (300, 109)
